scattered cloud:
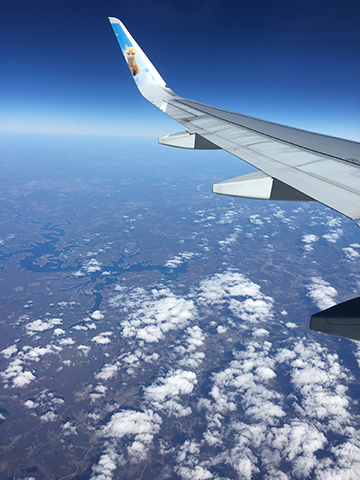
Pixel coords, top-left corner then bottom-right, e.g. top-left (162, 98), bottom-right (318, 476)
top-left (62, 421), bottom-right (78, 436)
top-left (91, 332), bottom-right (113, 345)
top-left (307, 277), bottom-right (337, 310)
top-left (1, 344), bottom-right (62, 388)
top-left (165, 251), bottom-right (196, 268)
top-left (1, 344), bottom-right (18, 358)
top-left (217, 210), bottom-right (237, 224)
top-left (322, 229), bottom-right (343, 243)
top-left (59, 337), bottom-right (75, 346)
top-left (25, 318), bottom-right (62, 335)
top-left (74, 258), bottom-right (102, 277)
top-left (91, 310), bottom-right (104, 320)
top-left (90, 409), bottom-right (162, 475)
top-left (343, 245), bottom-right (360, 260)
top-left (53, 328), bottom-right (65, 336)
top-left (301, 234), bottom-right (319, 252)
top-left (40, 410), bottom-right (58, 422)
top-left (249, 214), bottom-right (264, 226)
top-left (218, 226), bottom-right (242, 248)
top-left (327, 217), bottom-right (342, 227)
top-left (144, 369), bottom-right (197, 417)
top-left (1, 359), bottom-right (36, 387)
top-left (4, 256), bottom-right (359, 479)
top-left (78, 344), bottom-right (91, 356)
top-left (109, 286), bottom-right (197, 343)
top-left (95, 363), bottom-right (119, 381)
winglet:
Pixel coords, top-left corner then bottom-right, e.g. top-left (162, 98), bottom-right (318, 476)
top-left (108, 17), bottom-right (176, 106)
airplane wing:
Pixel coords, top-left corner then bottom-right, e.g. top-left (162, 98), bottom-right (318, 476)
top-left (108, 17), bottom-right (360, 341)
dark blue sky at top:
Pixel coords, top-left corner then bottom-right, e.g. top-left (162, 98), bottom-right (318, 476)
top-left (1, 0), bottom-right (359, 139)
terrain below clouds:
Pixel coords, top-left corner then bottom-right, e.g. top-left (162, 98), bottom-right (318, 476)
top-left (1, 134), bottom-right (360, 480)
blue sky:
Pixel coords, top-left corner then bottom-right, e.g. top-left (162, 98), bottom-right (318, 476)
top-left (1, 0), bottom-right (359, 139)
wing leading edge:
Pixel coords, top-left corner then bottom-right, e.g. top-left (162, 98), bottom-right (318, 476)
top-left (108, 17), bottom-right (360, 341)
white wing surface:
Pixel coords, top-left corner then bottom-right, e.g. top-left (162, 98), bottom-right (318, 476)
top-left (108, 17), bottom-right (360, 341)
top-left (109, 17), bottom-right (360, 224)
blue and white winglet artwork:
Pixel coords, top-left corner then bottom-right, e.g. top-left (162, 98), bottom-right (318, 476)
top-left (109, 17), bottom-right (176, 108)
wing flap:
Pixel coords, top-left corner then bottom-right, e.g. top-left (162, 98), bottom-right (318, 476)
top-left (158, 131), bottom-right (220, 149)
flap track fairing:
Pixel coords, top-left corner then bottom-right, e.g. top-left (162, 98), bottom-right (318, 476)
top-left (159, 131), bottom-right (221, 150)
top-left (212, 171), bottom-right (314, 201)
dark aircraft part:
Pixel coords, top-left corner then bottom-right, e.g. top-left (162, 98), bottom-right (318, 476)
top-left (310, 297), bottom-right (360, 341)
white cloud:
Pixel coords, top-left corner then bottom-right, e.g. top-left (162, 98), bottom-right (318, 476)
top-left (218, 210), bottom-right (237, 224)
top-left (268, 421), bottom-right (327, 477)
top-left (59, 337), bottom-right (75, 346)
top-left (91, 310), bottom-right (104, 320)
top-left (90, 449), bottom-right (122, 480)
top-left (196, 333), bottom-right (360, 478)
top-left (327, 217), bottom-right (342, 227)
top-left (91, 332), bottom-right (113, 345)
top-left (184, 326), bottom-right (205, 351)
top-left (290, 340), bottom-right (350, 424)
top-left (84, 258), bottom-right (102, 273)
top-left (307, 277), bottom-right (337, 310)
top-left (176, 465), bottom-right (213, 479)
top-left (215, 325), bottom-right (227, 334)
top-left (102, 408), bottom-right (162, 438)
top-left (252, 328), bottom-right (269, 337)
top-left (218, 226), bottom-right (241, 248)
top-left (93, 408), bottom-right (162, 470)
top-left (74, 258), bottom-right (102, 277)
top-left (40, 410), bottom-right (57, 422)
top-left (1, 343), bottom-right (61, 388)
top-left (201, 341), bottom-right (284, 425)
top-left (145, 369), bottom-right (197, 417)
top-left (250, 214), bottom-right (263, 226)
top-left (165, 251), bottom-right (196, 268)
top-left (179, 351), bottom-right (205, 369)
top-left (53, 328), bottom-right (65, 336)
top-left (302, 234), bottom-right (319, 252)
top-left (12, 369), bottom-right (36, 387)
top-left (62, 421), bottom-right (77, 436)
top-left (79, 267), bottom-right (360, 478)
top-left (322, 229), bottom-right (343, 243)
top-left (25, 318), bottom-right (62, 335)
top-left (24, 399), bottom-right (38, 409)
top-left (78, 345), bottom-right (91, 356)
top-left (343, 246), bottom-right (360, 260)
top-left (72, 325), bottom-right (88, 331)
top-left (302, 234), bottom-right (319, 244)
top-left (195, 270), bottom-right (274, 324)
top-left (110, 286), bottom-right (197, 343)
top-left (1, 344), bottom-right (18, 358)
top-left (95, 363), bottom-right (119, 381)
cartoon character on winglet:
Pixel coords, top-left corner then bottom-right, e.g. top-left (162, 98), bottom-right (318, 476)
top-left (125, 45), bottom-right (140, 76)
